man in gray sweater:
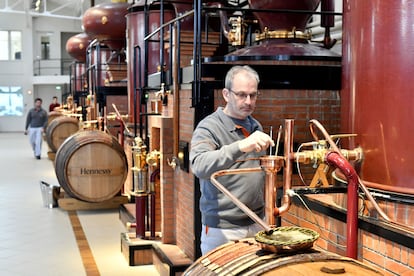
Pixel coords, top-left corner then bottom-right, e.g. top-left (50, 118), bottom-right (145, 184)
top-left (25, 98), bottom-right (48, 159)
top-left (190, 65), bottom-right (274, 255)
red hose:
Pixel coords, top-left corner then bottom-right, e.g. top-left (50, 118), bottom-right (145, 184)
top-left (325, 151), bottom-right (358, 259)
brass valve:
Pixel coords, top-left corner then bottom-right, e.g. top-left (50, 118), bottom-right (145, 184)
top-left (132, 137), bottom-right (147, 169)
top-left (106, 112), bottom-right (129, 121)
top-left (228, 16), bottom-right (246, 46)
top-left (146, 150), bottom-right (161, 167)
top-left (155, 83), bottom-right (171, 106)
top-left (294, 137), bottom-right (363, 188)
top-left (295, 145), bottom-right (363, 165)
top-left (167, 157), bottom-right (180, 171)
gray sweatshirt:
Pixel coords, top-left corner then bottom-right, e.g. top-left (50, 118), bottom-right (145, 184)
top-left (25, 107), bottom-right (48, 130)
top-left (190, 107), bottom-right (265, 228)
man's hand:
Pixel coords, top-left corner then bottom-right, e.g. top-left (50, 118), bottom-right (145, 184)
top-left (238, 131), bottom-right (275, 153)
top-left (24, 130), bottom-right (27, 135)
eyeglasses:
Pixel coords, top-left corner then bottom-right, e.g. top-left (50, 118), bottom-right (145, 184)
top-left (228, 89), bottom-right (260, 100)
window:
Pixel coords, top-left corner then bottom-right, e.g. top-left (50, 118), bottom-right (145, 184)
top-left (0, 86), bottom-right (24, 116)
top-left (41, 36), bottom-right (50, 60)
top-left (0, 31), bottom-right (22, 60)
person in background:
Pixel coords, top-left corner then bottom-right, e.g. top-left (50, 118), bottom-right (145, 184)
top-left (25, 98), bottom-right (48, 159)
top-left (49, 96), bottom-right (60, 112)
top-left (190, 65), bottom-right (274, 255)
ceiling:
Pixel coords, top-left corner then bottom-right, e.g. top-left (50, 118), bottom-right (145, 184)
top-left (0, 0), bottom-right (252, 20)
top-left (0, 0), bottom-right (111, 19)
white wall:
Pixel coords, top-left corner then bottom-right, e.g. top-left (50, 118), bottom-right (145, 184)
top-left (0, 12), bottom-right (82, 132)
top-left (0, 12), bottom-right (34, 132)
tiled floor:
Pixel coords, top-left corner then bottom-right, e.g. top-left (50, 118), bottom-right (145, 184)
top-left (0, 132), bottom-right (159, 276)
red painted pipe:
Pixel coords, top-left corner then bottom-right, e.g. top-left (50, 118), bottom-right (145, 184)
top-left (321, 0), bottom-right (335, 27)
top-left (150, 193), bottom-right (156, 238)
top-left (149, 168), bottom-right (159, 238)
top-left (118, 120), bottom-right (125, 194)
top-left (135, 195), bottom-right (147, 238)
top-left (325, 151), bottom-right (358, 259)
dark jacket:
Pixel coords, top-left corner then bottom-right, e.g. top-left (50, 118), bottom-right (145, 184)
top-left (25, 107), bottom-right (48, 130)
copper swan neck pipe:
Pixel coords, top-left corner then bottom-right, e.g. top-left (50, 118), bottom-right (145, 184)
top-left (210, 167), bottom-right (271, 232)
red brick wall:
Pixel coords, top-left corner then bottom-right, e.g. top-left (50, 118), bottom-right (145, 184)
top-left (283, 195), bottom-right (414, 275)
top-left (215, 88), bottom-right (341, 143)
top-left (148, 116), bottom-right (175, 244)
top-left (175, 87), bottom-right (196, 260)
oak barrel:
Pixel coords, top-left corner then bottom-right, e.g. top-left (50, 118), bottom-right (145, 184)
top-left (46, 116), bottom-right (79, 152)
top-left (184, 238), bottom-right (383, 275)
top-left (47, 111), bottom-right (63, 125)
top-left (54, 130), bottom-right (128, 202)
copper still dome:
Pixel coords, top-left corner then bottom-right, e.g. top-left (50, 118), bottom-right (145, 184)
top-left (66, 32), bottom-right (91, 62)
top-left (82, 2), bottom-right (130, 50)
top-left (249, 0), bottom-right (320, 32)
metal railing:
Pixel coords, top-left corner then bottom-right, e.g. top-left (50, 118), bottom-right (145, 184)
top-left (33, 58), bottom-right (73, 76)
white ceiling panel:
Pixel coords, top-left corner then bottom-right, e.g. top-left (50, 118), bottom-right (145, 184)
top-left (0, 0), bottom-right (116, 19)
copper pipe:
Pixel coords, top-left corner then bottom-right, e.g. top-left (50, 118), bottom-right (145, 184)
top-left (275, 125), bottom-right (283, 156)
top-left (210, 167), bottom-right (271, 232)
top-left (274, 119), bottom-right (294, 217)
top-left (309, 119), bottom-right (340, 152)
top-left (117, 116), bottom-right (125, 148)
top-left (103, 106), bottom-right (107, 133)
top-left (363, 180), bottom-right (414, 196)
top-left (261, 156), bottom-right (284, 226)
top-left (112, 103), bottom-right (132, 135)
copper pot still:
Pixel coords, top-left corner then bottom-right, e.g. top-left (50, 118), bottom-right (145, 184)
top-left (341, 0), bottom-right (414, 194)
top-left (66, 33), bottom-right (91, 62)
top-left (126, 3), bottom-right (175, 123)
top-left (172, 0), bottom-right (221, 33)
top-left (70, 63), bottom-right (86, 93)
top-left (225, 0), bottom-right (338, 57)
top-left (88, 43), bottom-right (113, 88)
top-left (82, 2), bottom-right (130, 50)
top-left (249, 0), bottom-right (320, 32)
top-left (171, 0), bottom-right (194, 31)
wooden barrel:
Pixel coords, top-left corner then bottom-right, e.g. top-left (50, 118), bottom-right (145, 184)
top-left (54, 130), bottom-right (128, 202)
top-left (184, 239), bottom-right (383, 275)
top-left (46, 116), bottom-right (79, 152)
top-left (47, 111), bottom-right (63, 126)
